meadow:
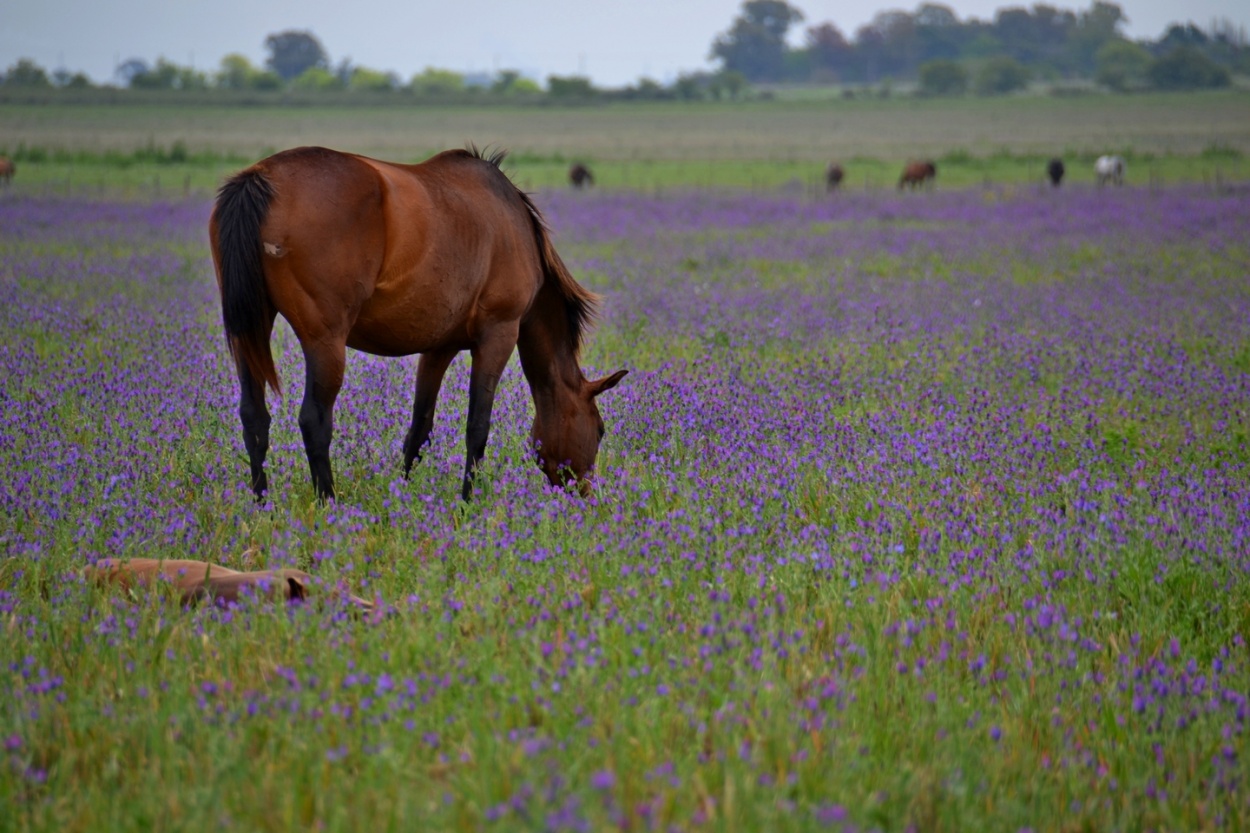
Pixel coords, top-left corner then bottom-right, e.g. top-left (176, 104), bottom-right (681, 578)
top-left (2, 90), bottom-right (1249, 191)
top-left (2, 96), bottom-right (1250, 831)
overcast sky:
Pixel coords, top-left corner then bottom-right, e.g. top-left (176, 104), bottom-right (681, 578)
top-left (4, 0), bottom-right (1246, 87)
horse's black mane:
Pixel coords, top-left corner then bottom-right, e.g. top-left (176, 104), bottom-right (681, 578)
top-left (463, 143), bottom-right (509, 169)
top-left (459, 143), bottom-right (598, 355)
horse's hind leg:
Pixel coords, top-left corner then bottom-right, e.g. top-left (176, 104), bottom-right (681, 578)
top-left (298, 339), bottom-right (346, 501)
top-left (237, 361), bottom-right (272, 500)
top-left (403, 348), bottom-right (457, 477)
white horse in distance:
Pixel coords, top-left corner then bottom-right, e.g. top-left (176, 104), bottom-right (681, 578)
top-left (1095, 155), bottom-right (1125, 187)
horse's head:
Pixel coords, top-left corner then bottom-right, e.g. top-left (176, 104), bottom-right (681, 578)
top-left (532, 369), bottom-right (628, 495)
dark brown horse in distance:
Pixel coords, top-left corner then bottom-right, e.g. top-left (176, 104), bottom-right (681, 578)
top-left (1047, 157), bottom-right (1065, 187)
top-left (569, 163), bottom-right (594, 188)
top-left (210, 146), bottom-right (627, 502)
top-left (825, 162), bottom-right (845, 192)
top-left (86, 558), bottom-right (374, 612)
top-left (899, 160), bottom-right (937, 189)
top-left (0, 157), bottom-right (14, 186)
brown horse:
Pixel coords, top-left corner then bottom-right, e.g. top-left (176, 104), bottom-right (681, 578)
top-left (86, 558), bottom-right (374, 611)
top-left (0, 157), bottom-right (14, 186)
top-left (569, 163), bottom-right (594, 188)
top-left (825, 162), bottom-right (845, 192)
top-left (210, 146), bottom-right (627, 502)
top-left (898, 160), bottom-right (937, 190)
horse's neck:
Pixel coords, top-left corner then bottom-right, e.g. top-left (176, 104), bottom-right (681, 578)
top-left (517, 286), bottom-right (583, 407)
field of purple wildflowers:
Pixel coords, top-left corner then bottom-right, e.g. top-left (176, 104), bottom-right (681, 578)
top-left (2, 182), bottom-right (1249, 831)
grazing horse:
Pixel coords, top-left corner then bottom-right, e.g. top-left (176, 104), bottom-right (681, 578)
top-left (1095, 155), bottom-right (1124, 187)
top-left (1047, 157), bottom-right (1065, 187)
top-left (0, 157), bottom-right (14, 186)
top-left (86, 558), bottom-right (375, 612)
top-left (825, 162), bottom-right (845, 192)
top-left (210, 146), bottom-right (627, 502)
top-left (898, 160), bottom-right (937, 190)
top-left (569, 163), bottom-right (594, 188)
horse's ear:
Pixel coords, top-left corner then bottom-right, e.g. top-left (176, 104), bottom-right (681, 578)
top-left (588, 369), bottom-right (628, 398)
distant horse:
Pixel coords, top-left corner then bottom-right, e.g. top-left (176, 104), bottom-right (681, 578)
top-left (569, 163), bottom-right (594, 188)
top-left (899, 160), bottom-right (937, 190)
top-left (210, 146), bottom-right (627, 502)
top-left (1095, 155), bottom-right (1124, 187)
top-left (825, 162), bottom-right (845, 192)
top-left (1047, 157), bottom-right (1065, 187)
top-left (0, 157), bottom-right (14, 186)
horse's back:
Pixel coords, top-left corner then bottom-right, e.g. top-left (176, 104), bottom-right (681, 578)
top-left (362, 150), bottom-right (543, 352)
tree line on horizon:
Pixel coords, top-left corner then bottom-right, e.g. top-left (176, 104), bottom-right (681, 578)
top-left (713, 0), bottom-right (1245, 93)
top-left (1, 1), bottom-right (1246, 101)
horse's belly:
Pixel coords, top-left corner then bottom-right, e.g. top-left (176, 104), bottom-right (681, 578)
top-left (348, 285), bottom-right (475, 356)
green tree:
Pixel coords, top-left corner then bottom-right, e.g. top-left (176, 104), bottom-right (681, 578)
top-left (348, 67), bottom-right (396, 92)
top-left (60, 71), bottom-right (93, 89)
top-left (974, 55), bottom-right (1031, 94)
top-left (409, 68), bottom-right (464, 96)
top-left (710, 0), bottom-right (804, 81)
top-left (290, 66), bottom-right (343, 91)
top-left (1147, 46), bottom-right (1231, 89)
top-left (672, 72), bottom-right (707, 100)
top-left (1068, 1), bottom-right (1126, 73)
top-left (1094, 39), bottom-right (1152, 90)
top-left (130, 58), bottom-right (207, 90)
top-left (806, 22), bottom-right (852, 81)
top-left (3, 58), bottom-right (51, 87)
top-left (706, 69), bottom-right (749, 100)
top-left (547, 75), bottom-right (596, 98)
top-left (491, 70), bottom-right (541, 95)
top-left (216, 54), bottom-right (282, 91)
top-left (918, 59), bottom-right (968, 95)
top-left (264, 30), bottom-right (329, 81)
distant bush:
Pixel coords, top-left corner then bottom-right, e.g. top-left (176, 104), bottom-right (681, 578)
top-left (130, 59), bottom-right (208, 91)
top-left (611, 78), bottom-right (672, 101)
top-left (291, 66), bottom-right (344, 91)
top-left (349, 67), bottom-right (397, 93)
top-left (707, 70), bottom-right (749, 100)
top-left (918, 60), bottom-right (969, 96)
top-left (547, 75), bottom-right (597, 99)
top-left (52, 69), bottom-right (94, 89)
top-left (409, 68), bottom-right (465, 96)
top-left (215, 54), bottom-right (282, 91)
top-left (1094, 39), bottom-right (1152, 91)
top-left (491, 71), bottom-right (541, 96)
top-left (974, 56), bottom-right (1031, 95)
top-left (1147, 46), bottom-right (1231, 90)
top-left (3, 58), bottom-right (52, 88)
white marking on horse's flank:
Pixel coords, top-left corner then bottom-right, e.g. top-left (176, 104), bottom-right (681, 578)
top-left (264, 242), bottom-right (283, 257)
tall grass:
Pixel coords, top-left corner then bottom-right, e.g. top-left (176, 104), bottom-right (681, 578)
top-left (1, 184), bottom-right (1248, 831)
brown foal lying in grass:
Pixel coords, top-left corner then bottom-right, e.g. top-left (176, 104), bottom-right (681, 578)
top-left (86, 558), bottom-right (375, 613)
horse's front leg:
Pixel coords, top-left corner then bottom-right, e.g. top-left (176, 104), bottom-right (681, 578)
top-left (462, 324), bottom-right (519, 501)
top-left (403, 349), bottom-right (458, 477)
top-left (298, 339), bottom-right (347, 501)
top-left (237, 360), bottom-right (272, 501)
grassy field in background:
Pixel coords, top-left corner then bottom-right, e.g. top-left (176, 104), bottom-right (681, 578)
top-left (1, 91), bottom-right (1248, 193)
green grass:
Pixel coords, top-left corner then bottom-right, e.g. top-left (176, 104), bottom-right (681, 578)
top-left (1, 147), bottom-right (1245, 196)
top-left (2, 104), bottom-right (1249, 831)
top-left (1, 91), bottom-right (1248, 193)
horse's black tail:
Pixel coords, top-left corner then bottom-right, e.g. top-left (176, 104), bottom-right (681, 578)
top-left (211, 169), bottom-right (280, 395)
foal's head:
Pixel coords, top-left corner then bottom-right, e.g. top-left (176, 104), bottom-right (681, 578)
top-left (532, 370), bottom-right (628, 495)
